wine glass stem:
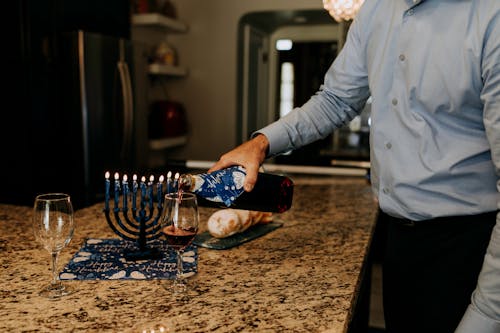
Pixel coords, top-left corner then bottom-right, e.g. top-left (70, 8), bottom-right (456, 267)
top-left (51, 252), bottom-right (59, 286)
top-left (176, 250), bottom-right (183, 282)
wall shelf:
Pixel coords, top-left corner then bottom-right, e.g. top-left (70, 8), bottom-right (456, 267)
top-left (132, 13), bottom-right (188, 33)
top-left (132, 12), bottom-right (189, 160)
top-left (149, 136), bottom-right (188, 150)
top-left (148, 63), bottom-right (188, 77)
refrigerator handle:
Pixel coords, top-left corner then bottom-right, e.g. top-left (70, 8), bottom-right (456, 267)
top-left (117, 51), bottom-right (134, 161)
top-left (124, 62), bottom-right (134, 160)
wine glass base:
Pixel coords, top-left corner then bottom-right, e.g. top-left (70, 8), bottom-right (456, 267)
top-left (38, 282), bottom-right (74, 299)
top-left (162, 279), bottom-right (198, 303)
top-left (135, 321), bottom-right (177, 333)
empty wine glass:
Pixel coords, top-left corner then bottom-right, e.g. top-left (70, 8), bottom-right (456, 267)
top-left (161, 192), bottom-right (199, 302)
top-left (33, 193), bottom-right (75, 298)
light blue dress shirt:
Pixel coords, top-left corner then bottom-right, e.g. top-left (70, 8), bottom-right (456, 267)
top-left (257, 0), bottom-right (500, 331)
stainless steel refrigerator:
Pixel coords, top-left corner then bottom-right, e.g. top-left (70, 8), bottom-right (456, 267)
top-left (6, 0), bottom-right (149, 208)
top-left (55, 31), bottom-right (148, 208)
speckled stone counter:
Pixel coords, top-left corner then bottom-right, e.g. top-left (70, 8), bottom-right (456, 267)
top-left (0, 176), bottom-right (377, 333)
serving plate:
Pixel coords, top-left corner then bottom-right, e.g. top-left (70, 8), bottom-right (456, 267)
top-left (193, 221), bottom-right (283, 250)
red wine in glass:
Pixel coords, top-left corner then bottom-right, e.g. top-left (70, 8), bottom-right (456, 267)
top-left (162, 225), bottom-right (197, 250)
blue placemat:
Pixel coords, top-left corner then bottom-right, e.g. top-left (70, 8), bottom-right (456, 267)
top-left (60, 238), bottom-right (197, 280)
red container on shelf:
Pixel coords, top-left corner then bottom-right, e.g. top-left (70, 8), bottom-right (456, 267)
top-left (148, 100), bottom-right (187, 139)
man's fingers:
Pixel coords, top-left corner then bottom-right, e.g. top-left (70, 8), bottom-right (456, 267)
top-left (243, 164), bottom-right (260, 192)
top-left (208, 159), bottom-right (230, 173)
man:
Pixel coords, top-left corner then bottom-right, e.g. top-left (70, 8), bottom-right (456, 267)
top-left (208, 1), bottom-right (500, 332)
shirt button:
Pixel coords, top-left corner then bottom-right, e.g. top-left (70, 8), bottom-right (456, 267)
top-left (392, 98), bottom-right (398, 106)
top-left (386, 142), bottom-right (392, 149)
top-left (399, 54), bottom-right (406, 61)
top-left (383, 188), bottom-right (390, 194)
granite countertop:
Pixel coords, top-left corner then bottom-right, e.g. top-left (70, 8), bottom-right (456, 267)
top-left (0, 176), bottom-right (377, 333)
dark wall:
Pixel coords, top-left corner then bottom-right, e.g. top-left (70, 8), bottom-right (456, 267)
top-left (3, 0), bottom-right (130, 206)
top-left (22, 0), bottom-right (131, 40)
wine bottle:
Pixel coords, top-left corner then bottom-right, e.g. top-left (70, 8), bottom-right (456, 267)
top-left (178, 166), bottom-right (294, 213)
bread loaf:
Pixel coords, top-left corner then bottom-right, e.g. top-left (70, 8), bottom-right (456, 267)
top-left (207, 209), bottom-right (273, 238)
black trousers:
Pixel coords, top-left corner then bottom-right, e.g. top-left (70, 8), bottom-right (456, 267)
top-left (381, 210), bottom-right (497, 333)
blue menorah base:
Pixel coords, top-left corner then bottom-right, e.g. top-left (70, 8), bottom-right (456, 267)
top-left (123, 246), bottom-right (162, 261)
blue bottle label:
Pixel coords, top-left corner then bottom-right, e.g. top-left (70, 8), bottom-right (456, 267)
top-left (191, 166), bottom-right (246, 206)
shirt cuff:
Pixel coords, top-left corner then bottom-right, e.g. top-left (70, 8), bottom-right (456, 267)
top-left (455, 305), bottom-right (500, 333)
top-left (251, 121), bottom-right (291, 157)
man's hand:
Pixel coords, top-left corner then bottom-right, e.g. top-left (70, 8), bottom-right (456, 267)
top-left (208, 134), bottom-right (269, 192)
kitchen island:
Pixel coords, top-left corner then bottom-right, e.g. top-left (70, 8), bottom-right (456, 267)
top-left (0, 175), bottom-right (378, 333)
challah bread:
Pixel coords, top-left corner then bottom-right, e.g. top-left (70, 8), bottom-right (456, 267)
top-left (206, 209), bottom-right (241, 238)
top-left (236, 209), bottom-right (253, 232)
top-left (207, 209), bottom-right (273, 238)
top-left (259, 212), bottom-right (273, 223)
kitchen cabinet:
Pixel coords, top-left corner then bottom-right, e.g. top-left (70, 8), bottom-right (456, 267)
top-left (131, 13), bottom-right (188, 156)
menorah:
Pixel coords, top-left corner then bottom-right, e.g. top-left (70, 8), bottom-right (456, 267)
top-left (104, 170), bottom-right (180, 260)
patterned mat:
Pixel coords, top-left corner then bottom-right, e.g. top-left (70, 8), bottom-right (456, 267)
top-left (60, 238), bottom-right (197, 280)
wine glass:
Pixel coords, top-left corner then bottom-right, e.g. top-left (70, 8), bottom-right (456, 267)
top-left (161, 192), bottom-right (199, 301)
top-left (33, 193), bottom-right (75, 298)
